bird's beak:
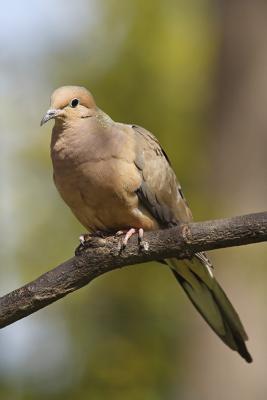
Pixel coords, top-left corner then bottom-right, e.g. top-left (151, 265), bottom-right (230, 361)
top-left (40, 109), bottom-right (60, 126)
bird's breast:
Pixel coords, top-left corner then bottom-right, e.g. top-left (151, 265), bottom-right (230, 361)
top-left (50, 123), bottom-right (157, 231)
top-left (52, 155), bottom-right (155, 231)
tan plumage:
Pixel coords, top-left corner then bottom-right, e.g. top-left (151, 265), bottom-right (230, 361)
top-left (41, 86), bottom-right (252, 363)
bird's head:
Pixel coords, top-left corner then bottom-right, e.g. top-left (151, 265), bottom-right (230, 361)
top-left (40, 86), bottom-right (96, 126)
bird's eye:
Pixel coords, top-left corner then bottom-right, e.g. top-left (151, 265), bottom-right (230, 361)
top-left (70, 98), bottom-right (80, 108)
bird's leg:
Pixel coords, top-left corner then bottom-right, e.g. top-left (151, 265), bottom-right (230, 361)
top-left (122, 228), bottom-right (136, 248)
top-left (137, 228), bottom-right (149, 251)
top-left (77, 228), bottom-right (149, 255)
top-left (116, 228), bottom-right (149, 251)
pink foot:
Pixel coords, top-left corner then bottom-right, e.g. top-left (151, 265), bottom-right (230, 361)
top-left (116, 228), bottom-right (149, 251)
top-left (138, 228), bottom-right (149, 251)
top-left (122, 228), bottom-right (136, 247)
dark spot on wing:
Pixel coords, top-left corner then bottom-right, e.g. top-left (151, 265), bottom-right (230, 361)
top-left (136, 181), bottom-right (177, 227)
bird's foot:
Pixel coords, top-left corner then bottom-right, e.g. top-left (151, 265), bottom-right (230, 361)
top-left (75, 233), bottom-right (91, 255)
top-left (76, 228), bottom-right (149, 255)
top-left (138, 228), bottom-right (149, 251)
top-left (116, 228), bottom-right (149, 251)
top-left (75, 231), bottom-right (111, 255)
top-left (79, 233), bottom-right (91, 245)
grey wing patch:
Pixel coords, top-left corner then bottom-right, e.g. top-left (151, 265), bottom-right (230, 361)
top-left (132, 124), bottom-right (179, 227)
top-left (132, 124), bottom-right (171, 165)
top-left (136, 181), bottom-right (177, 227)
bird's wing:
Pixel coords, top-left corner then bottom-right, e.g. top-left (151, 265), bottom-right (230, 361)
top-left (131, 124), bottom-right (252, 363)
top-left (132, 124), bottom-right (192, 227)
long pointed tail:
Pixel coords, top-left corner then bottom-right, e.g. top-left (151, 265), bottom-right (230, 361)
top-left (167, 254), bottom-right (252, 363)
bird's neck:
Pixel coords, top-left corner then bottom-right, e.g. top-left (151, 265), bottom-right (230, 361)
top-left (50, 112), bottom-right (116, 168)
top-left (95, 109), bottom-right (114, 128)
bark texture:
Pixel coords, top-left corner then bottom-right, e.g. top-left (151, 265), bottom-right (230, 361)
top-left (0, 211), bottom-right (266, 329)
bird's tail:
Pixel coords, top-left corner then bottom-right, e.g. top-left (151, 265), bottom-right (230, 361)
top-left (166, 254), bottom-right (252, 363)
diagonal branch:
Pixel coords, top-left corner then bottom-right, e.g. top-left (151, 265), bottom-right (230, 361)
top-left (0, 211), bottom-right (266, 329)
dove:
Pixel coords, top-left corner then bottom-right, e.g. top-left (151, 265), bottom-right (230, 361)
top-left (41, 85), bottom-right (252, 363)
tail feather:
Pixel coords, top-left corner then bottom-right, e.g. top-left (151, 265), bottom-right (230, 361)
top-left (167, 255), bottom-right (252, 363)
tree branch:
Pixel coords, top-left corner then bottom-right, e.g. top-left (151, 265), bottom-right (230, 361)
top-left (0, 211), bottom-right (266, 329)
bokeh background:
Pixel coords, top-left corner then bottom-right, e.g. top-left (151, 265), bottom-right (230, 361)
top-left (1, 1), bottom-right (267, 399)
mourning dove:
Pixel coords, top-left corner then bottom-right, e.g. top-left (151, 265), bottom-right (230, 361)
top-left (41, 86), bottom-right (252, 363)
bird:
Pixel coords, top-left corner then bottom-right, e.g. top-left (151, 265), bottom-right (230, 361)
top-left (41, 85), bottom-right (252, 363)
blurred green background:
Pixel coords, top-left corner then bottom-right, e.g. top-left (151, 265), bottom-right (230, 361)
top-left (1, 1), bottom-right (267, 399)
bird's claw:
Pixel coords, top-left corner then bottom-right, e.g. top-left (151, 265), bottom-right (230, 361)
top-left (122, 228), bottom-right (136, 249)
top-left (75, 234), bottom-right (90, 255)
top-left (79, 233), bottom-right (91, 245)
top-left (75, 233), bottom-right (97, 255)
top-left (76, 228), bottom-right (149, 255)
top-left (138, 228), bottom-right (149, 251)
